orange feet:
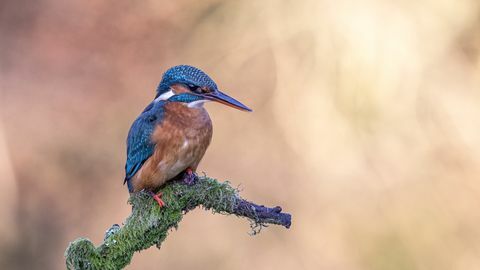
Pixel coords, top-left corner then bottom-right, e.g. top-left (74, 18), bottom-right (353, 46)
top-left (148, 191), bottom-right (165, 208)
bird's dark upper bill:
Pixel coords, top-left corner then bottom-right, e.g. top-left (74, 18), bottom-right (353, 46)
top-left (205, 91), bottom-right (252, 112)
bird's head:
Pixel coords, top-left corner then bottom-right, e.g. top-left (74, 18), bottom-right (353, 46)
top-left (155, 65), bottom-right (252, 112)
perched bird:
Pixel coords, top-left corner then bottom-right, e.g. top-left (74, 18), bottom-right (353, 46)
top-left (124, 65), bottom-right (251, 207)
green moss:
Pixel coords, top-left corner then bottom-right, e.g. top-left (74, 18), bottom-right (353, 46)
top-left (65, 176), bottom-right (239, 270)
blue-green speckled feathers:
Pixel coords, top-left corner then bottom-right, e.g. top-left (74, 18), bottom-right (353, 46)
top-left (156, 65), bottom-right (218, 96)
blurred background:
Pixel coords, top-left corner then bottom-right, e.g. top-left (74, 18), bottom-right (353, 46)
top-left (1, 0), bottom-right (480, 269)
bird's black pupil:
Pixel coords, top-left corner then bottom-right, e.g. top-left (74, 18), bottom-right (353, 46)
top-left (187, 84), bottom-right (204, 93)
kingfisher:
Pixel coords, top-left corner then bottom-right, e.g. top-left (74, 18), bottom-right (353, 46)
top-left (124, 65), bottom-right (252, 207)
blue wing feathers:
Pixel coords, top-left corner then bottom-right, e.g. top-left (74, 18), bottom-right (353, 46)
top-left (124, 101), bottom-right (165, 186)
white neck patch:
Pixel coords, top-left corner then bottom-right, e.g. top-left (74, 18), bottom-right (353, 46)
top-left (154, 89), bottom-right (174, 102)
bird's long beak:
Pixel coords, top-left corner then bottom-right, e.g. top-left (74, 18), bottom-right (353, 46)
top-left (204, 90), bottom-right (252, 112)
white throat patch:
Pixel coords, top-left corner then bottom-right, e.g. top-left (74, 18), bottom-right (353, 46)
top-left (187, 100), bottom-right (210, 108)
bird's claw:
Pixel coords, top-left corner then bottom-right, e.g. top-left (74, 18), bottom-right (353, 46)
top-left (148, 191), bottom-right (165, 208)
top-left (183, 168), bottom-right (198, 186)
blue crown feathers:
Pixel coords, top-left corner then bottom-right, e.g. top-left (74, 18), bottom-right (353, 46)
top-left (156, 65), bottom-right (218, 96)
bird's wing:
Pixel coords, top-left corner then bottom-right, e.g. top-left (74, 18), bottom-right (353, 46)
top-left (124, 102), bottom-right (164, 184)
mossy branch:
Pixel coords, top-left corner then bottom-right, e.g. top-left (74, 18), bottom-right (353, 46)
top-left (65, 176), bottom-right (292, 270)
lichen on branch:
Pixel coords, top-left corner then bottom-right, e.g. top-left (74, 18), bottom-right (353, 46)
top-left (65, 176), bottom-right (292, 270)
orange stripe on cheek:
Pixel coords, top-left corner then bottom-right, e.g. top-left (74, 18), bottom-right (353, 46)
top-left (170, 84), bottom-right (191, 94)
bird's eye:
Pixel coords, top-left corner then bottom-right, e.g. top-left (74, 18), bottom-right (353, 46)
top-left (193, 86), bottom-right (204, 94)
top-left (187, 84), bottom-right (202, 93)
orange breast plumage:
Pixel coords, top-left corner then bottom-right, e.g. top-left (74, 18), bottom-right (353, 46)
top-left (128, 102), bottom-right (212, 192)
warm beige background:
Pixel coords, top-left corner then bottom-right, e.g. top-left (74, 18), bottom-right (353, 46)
top-left (1, 0), bottom-right (480, 269)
